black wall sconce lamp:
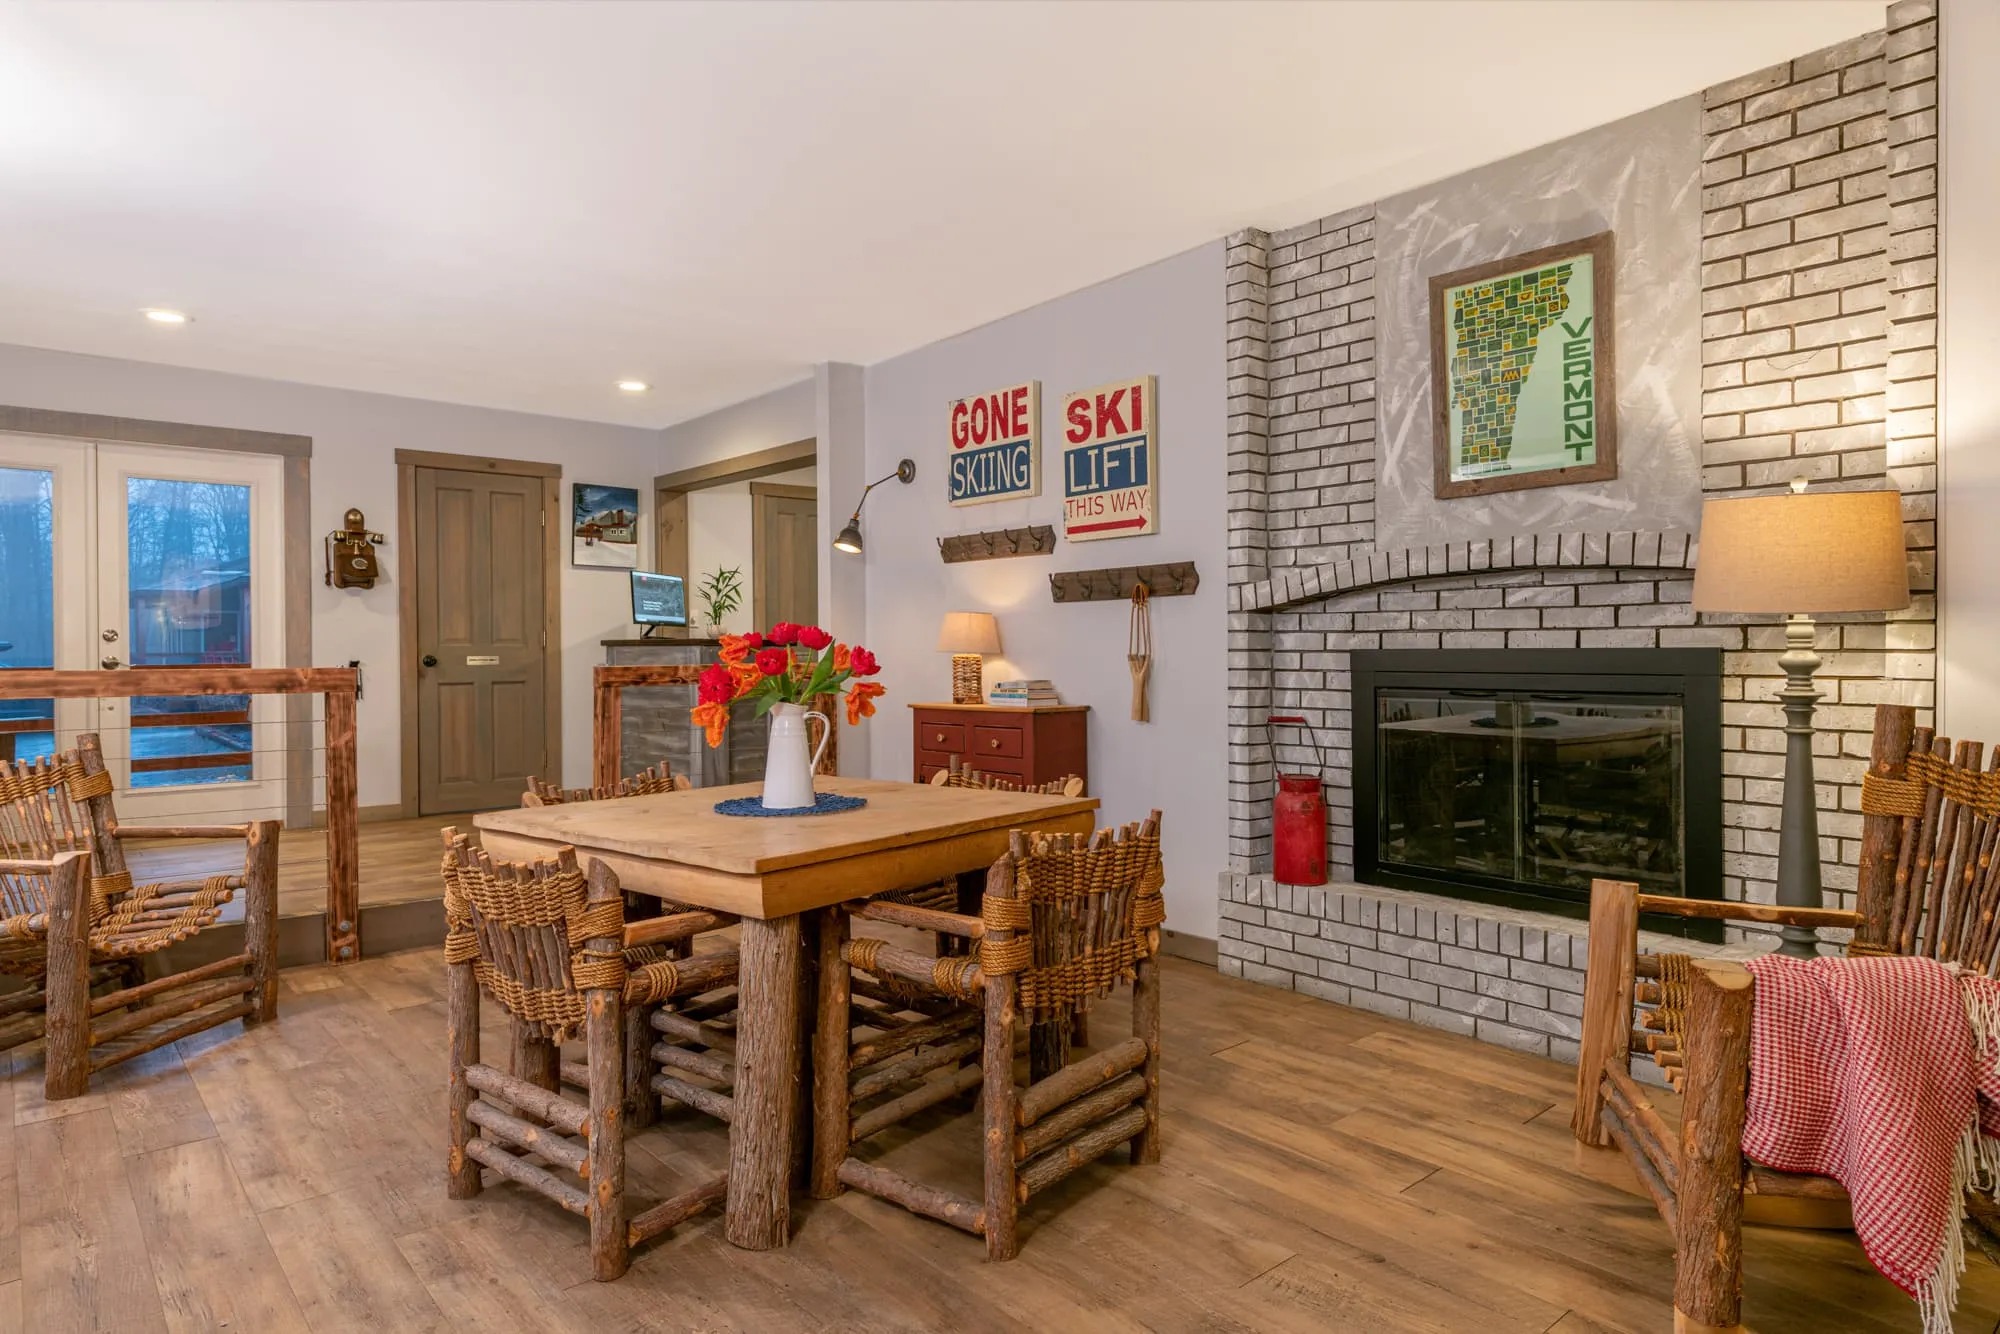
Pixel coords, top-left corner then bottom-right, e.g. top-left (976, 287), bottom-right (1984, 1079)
top-left (832, 458), bottom-right (916, 555)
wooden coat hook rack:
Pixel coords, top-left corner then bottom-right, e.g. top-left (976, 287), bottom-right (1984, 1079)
top-left (1048, 561), bottom-right (1200, 604)
top-left (937, 525), bottom-right (1058, 564)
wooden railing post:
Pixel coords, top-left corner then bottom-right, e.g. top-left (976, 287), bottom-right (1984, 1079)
top-left (325, 682), bottom-right (360, 963)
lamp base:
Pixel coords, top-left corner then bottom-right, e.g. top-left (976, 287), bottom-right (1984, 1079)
top-left (1775, 612), bottom-right (1825, 958)
top-left (951, 654), bottom-right (983, 705)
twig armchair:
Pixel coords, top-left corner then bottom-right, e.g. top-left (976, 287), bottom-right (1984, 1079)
top-left (0, 733), bottom-right (280, 1100)
top-left (442, 831), bottom-right (737, 1280)
top-left (1570, 702), bottom-right (1988, 1332)
top-left (928, 757), bottom-right (1084, 797)
top-left (813, 814), bottom-right (1166, 1260)
top-left (523, 762), bottom-right (688, 807)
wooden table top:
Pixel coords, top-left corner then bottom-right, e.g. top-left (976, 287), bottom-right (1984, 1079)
top-left (473, 776), bottom-right (1100, 918)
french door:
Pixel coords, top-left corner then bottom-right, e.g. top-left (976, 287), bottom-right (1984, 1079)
top-left (0, 432), bottom-right (287, 822)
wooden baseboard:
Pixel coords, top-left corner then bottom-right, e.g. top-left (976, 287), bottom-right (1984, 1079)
top-left (1161, 930), bottom-right (1217, 966)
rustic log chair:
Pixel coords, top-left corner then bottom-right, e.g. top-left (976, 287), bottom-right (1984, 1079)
top-left (522, 763), bottom-right (690, 808)
top-left (0, 733), bottom-right (280, 1100)
top-left (442, 830), bottom-right (739, 1280)
top-left (523, 765), bottom-right (697, 925)
top-left (907, 759), bottom-right (1087, 909)
top-left (913, 760), bottom-right (1095, 1042)
top-left (1570, 702), bottom-right (1992, 1332)
top-left (812, 815), bottom-right (1165, 1260)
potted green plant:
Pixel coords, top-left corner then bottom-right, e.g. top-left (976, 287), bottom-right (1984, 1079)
top-left (696, 566), bottom-right (743, 638)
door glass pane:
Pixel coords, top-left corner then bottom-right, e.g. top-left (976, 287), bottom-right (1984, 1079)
top-left (0, 467), bottom-right (55, 764)
top-left (126, 477), bottom-right (253, 787)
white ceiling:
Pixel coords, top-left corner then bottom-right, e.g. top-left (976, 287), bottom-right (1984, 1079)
top-left (0, 1), bottom-right (1885, 429)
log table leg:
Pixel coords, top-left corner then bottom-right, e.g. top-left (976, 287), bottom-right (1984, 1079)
top-left (726, 913), bottom-right (803, 1250)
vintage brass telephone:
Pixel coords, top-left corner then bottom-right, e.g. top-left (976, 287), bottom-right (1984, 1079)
top-left (325, 508), bottom-right (386, 589)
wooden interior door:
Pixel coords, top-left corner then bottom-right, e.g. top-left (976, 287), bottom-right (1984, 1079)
top-left (414, 466), bottom-right (548, 813)
top-left (751, 483), bottom-right (817, 628)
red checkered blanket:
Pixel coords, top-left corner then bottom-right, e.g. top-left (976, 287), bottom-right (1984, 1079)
top-left (1744, 953), bottom-right (2000, 1334)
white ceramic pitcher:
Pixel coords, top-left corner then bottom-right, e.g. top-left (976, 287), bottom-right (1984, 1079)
top-left (761, 701), bottom-right (831, 810)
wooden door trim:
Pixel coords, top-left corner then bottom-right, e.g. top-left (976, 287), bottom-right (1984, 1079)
top-left (653, 436), bottom-right (815, 493)
top-left (0, 404), bottom-right (311, 457)
top-left (393, 448), bottom-right (561, 478)
top-left (656, 489), bottom-right (689, 584)
top-left (748, 482), bottom-right (815, 501)
top-left (397, 453), bottom-right (563, 818)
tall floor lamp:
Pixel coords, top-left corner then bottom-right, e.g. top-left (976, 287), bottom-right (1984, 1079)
top-left (1691, 480), bottom-right (1910, 957)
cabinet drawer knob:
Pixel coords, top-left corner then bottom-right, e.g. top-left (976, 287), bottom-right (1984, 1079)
top-left (935, 732), bottom-right (946, 744)
top-left (989, 738), bottom-right (1000, 749)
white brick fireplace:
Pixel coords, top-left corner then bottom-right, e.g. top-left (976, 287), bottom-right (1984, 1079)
top-left (1218, 4), bottom-right (1939, 1058)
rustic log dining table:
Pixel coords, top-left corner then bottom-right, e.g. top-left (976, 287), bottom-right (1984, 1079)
top-left (473, 775), bottom-right (1098, 1250)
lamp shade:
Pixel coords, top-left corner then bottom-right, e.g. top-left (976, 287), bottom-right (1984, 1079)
top-left (1691, 488), bottom-right (1909, 614)
top-left (935, 611), bottom-right (1001, 655)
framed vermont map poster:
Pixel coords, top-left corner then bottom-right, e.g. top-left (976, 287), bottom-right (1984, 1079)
top-left (1428, 231), bottom-right (1617, 499)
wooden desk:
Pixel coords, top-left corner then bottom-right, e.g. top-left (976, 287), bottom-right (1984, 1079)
top-left (474, 776), bottom-right (1097, 1250)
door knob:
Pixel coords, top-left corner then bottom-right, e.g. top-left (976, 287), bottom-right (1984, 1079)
top-left (422, 654), bottom-right (438, 668)
top-left (100, 656), bottom-right (121, 669)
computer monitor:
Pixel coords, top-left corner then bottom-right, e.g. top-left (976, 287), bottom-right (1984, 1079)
top-left (630, 571), bottom-right (688, 634)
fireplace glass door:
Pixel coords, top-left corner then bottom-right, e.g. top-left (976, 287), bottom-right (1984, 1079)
top-left (1375, 689), bottom-right (1686, 898)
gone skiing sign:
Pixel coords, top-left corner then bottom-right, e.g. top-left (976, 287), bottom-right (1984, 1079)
top-left (1061, 375), bottom-right (1157, 541)
top-left (948, 381), bottom-right (1040, 506)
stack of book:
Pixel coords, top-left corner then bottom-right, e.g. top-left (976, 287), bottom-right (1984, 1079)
top-left (989, 679), bottom-right (1060, 707)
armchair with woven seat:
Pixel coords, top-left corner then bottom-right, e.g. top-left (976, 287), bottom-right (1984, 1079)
top-left (0, 733), bottom-right (280, 1100)
top-left (1571, 702), bottom-right (1990, 1332)
top-left (812, 814), bottom-right (1165, 1260)
top-left (441, 830), bottom-right (739, 1280)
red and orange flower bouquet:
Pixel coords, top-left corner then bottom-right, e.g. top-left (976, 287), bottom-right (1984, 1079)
top-left (691, 622), bottom-right (885, 747)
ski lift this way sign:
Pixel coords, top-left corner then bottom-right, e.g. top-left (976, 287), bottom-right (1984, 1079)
top-left (1062, 375), bottom-right (1157, 541)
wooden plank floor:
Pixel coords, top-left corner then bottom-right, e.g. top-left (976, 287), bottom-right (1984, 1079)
top-left (10, 950), bottom-right (2000, 1333)
top-left (125, 815), bottom-right (474, 918)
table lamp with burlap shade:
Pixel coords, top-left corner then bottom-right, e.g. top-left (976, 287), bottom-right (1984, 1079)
top-left (936, 611), bottom-right (1001, 705)
top-left (1692, 480), bottom-right (1910, 956)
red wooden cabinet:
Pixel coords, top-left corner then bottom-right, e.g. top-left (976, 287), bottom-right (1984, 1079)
top-left (908, 703), bottom-right (1089, 792)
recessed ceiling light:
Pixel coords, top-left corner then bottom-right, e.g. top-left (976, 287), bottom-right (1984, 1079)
top-left (616, 380), bottom-right (650, 393)
top-left (143, 309), bottom-right (191, 325)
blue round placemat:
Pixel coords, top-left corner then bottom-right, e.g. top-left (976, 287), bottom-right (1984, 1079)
top-left (714, 792), bottom-right (869, 817)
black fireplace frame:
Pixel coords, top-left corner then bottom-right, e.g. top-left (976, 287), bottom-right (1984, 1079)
top-left (1352, 647), bottom-right (1723, 936)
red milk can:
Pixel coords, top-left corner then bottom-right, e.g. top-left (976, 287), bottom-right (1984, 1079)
top-left (1266, 715), bottom-right (1328, 886)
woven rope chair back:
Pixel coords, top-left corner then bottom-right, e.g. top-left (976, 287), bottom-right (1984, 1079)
top-left (441, 833), bottom-right (626, 1043)
top-left (1858, 724), bottom-right (2000, 968)
top-left (0, 738), bottom-right (127, 957)
top-left (985, 819), bottom-right (1166, 1027)
top-left (0, 753), bottom-right (96, 921)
